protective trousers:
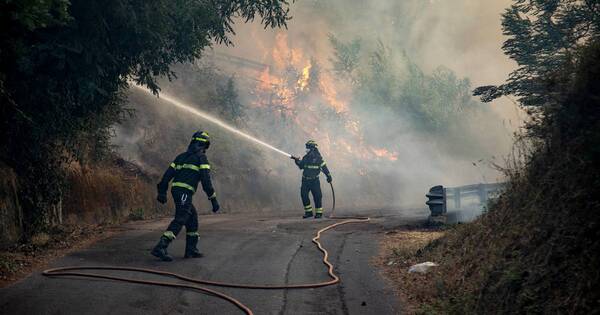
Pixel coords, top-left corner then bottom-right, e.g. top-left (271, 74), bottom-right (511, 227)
top-left (301, 178), bottom-right (323, 214)
top-left (164, 188), bottom-right (199, 239)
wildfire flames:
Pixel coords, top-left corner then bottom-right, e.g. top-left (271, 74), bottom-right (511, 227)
top-left (297, 63), bottom-right (311, 92)
top-left (319, 73), bottom-right (347, 113)
top-left (249, 32), bottom-right (398, 164)
top-left (372, 148), bottom-right (399, 161)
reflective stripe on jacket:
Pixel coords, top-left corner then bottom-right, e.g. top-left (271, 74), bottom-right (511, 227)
top-left (157, 150), bottom-right (215, 197)
top-left (295, 149), bottom-right (331, 179)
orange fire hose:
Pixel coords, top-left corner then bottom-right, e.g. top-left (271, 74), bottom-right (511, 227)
top-left (43, 209), bottom-right (369, 314)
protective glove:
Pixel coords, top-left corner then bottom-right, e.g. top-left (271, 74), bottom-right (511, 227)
top-left (291, 156), bottom-right (300, 161)
top-left (157, 194), bottom-right (167, 204)
top-left (210, 198), bottom-right (220, 213)
top-left (326, 174), bottom-right (333, 183)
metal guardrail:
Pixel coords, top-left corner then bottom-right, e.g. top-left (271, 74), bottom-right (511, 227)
top-left (426, 182), bottom-right (506, 223)
top-left (444, 182), bottom-right (506, 209)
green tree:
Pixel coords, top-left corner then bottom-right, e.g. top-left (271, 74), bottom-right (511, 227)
top-left (216, 77), bottom-right (245, 123)
top-left (328, 34), bottom-right (362, 85)
top-left (474, 0), bottom-right (600, 107)
top-left (329, 38), bottom-right (475, 131)
top-left (0, 0), bottom-right (291, 235)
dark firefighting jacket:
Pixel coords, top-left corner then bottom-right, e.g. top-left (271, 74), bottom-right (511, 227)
top-left (157, 149), bottom-right (215, 199)
top-left (295, 149), bottom-right (331, 180)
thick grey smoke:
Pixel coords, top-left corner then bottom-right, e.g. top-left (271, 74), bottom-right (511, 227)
top-left (219, 0), bottom-right (522, 126)
top-left (114, 0), bottom-right (519, 213)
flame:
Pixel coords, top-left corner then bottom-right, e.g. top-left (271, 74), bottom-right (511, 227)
top-left (372, 148), bottom-right (399, 161)
top-left (249, 31), bottom-right (399, 162)
top-left (297, 62), bottom-right (312, 92)
top-left (291, 48), bottom-right (305, 68)
top-left (272, 33), bottom-right (289, 70)
top-left (319, 73), bottom-right (347, 113)
top-left (258, 67), bottom-right (275, 90)
top-left (256, 66), bottom-right (294, 109)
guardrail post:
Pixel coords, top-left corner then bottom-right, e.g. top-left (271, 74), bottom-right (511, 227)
top-left (478, 184), bottom-right (487, 204)
top-left (426, 185), bottom-right (446, 216)
top-left (454, 187), bottom-right (461, 209)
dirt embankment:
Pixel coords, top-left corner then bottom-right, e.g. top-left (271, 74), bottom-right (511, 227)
top-left (380, 152), bottom-right (600, 314)
top-left (378, 229), bottom-right (445, 314)
top-left (380, 171), bottom-right (599, 314)
top-left (0, 165), bottom-right (21, 248)
top-left (62, 158), bottom-right (163, 225)
top-left (0, 158), bottom-right (166, 286)
top-left (378, 42), bottom-right (600, 315)
top-left (0, 224), bottom-right (118, 287)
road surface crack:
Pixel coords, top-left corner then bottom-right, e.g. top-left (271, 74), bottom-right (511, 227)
top-left (278, 238), bottom-right (304, 315)
top-left (335, 233), bottom-right (350, 315)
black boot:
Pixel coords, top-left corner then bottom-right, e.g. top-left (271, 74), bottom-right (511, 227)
top-left (314, 213), bottom-right (323, 219)
top-left (303, 211), bottom-right (314, 219)
top-left (151, 236), bottom-right (173, 262)
top-left (184, 235), bottom-right (204, 258)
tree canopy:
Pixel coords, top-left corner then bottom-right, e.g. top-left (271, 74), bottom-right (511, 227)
top-left (329, 36), bottom-right (477, 132)
top-left (474, 0), bottom-right (600, 107)
top-left (0, 0), bottom-right (291, 234)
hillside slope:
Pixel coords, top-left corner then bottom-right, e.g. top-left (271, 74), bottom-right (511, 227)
top-left (382, 42), bottom-right (600, 314)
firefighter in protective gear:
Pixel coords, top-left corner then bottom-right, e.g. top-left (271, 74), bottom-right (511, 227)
top-left (291, 140), bottom-right (332, 219)
top-left (151, 131), bottom-right (220, 262)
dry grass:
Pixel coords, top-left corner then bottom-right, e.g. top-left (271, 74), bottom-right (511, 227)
top-left (0, 161), bottom-right (168, 287)
top-left (377, 230), bottom-right (445, 314)
top-left (63, 164), bottom-right (163, 225)
top-left (379, 146), bottom-right (600, 314)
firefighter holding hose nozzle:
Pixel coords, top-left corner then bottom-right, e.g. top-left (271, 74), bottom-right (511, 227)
top-left (151, 131), bottom-right (220, 262)
top-left (291, 140), bottom-right (332, 219)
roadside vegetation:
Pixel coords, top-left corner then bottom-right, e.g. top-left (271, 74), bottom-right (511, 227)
top-left (0, 0), bottom-right (291, 283)
top-left (0, 0), bottom-right (290, 242)
top-left (381, 1), bottom-right (600, 313)
top-left (328, 35), bottom-right (508, 159)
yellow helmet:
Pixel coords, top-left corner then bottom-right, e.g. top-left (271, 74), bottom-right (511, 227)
top-left (189, 130), bottom-right (210, 150)
top-left (305, 140), bottom-right (318, 149)
top-left (192, 131), bottom-right (210, 143)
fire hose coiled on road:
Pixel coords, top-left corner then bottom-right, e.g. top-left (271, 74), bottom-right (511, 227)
top-left (43, 183), bottom-right (369, 315)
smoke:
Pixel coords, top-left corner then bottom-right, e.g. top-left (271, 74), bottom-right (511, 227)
top-left (114, 0), bottom-right (520, 213)
top-left (132, 84), bottom-right (292, 158)
top-left (224, 0), bottom-right (521, 124)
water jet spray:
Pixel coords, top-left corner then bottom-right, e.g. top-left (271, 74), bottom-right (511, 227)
top-left (132, 84), bottom-right (292, 158)
top-left (131, 84), bottom-right (335, 217)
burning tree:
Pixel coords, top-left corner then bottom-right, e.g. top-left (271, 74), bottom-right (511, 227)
top-left (247, 32), bottom-right (400, 168)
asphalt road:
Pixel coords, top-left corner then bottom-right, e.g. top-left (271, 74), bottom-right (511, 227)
top-left (0, 210), bottom-right (426, 315)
